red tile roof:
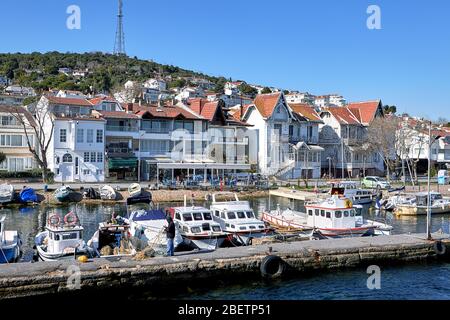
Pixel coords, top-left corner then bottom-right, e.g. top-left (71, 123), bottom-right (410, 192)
top-left (231, 104), bottom-right (251, 122)
top-left (131, 104), bottom-right (202, 120)
top-left (288, 103), bottom-right (322, 122)
top-left (324, 107), bottom-right (361, 125)
top-left (88, 96), bottom-right (117, 105)
top-left (188, 98), bottom-right (220, 121)
top-left (347, 100), bottom-right (381, 125)
top-left (253, 93), bottom-right (282, 118)
top-left (46, 95), bottom-right (93, 107)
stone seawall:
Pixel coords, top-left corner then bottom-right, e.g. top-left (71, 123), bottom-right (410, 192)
top-left (0, 233), bottom-right (448, 300)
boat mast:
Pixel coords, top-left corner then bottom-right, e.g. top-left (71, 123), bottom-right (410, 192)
top-left (426, 120), bottom-right (432, 240)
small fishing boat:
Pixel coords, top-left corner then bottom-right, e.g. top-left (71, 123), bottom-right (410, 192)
top-left (128, 183), bottom-right (142, 198)
top-left (99, 185), bottom-right (116, 200)
top-left (34, 212), bottom-right (92, 261)
top-left (126, 196), bottom-right (182, 254)
top-left (394, 192), bottom-right (450, 216)
top-left (261, 206), bottom-right (314, 237)
top-left (0, 184), bottom-right (14, 204)
top-left (87, 214), bottom-right (136, 259)
top-left (82, 187), bottom-right (99, 199)
top-left (169, 204), bottom-right (228, 251)
top-left (19, 187), bottom-right (38, 203)
top-left (54, 186), bottom-right (74, 202)
top-left (209, 192), bottom-right (272, 246)
top-left (0, 216), bottom-right (22, 263)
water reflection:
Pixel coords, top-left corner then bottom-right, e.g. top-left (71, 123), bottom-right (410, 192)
top-left (1, 195), bottom-right (450, 262)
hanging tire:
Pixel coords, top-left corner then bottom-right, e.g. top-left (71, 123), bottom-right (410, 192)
top-left (434, 240), bottom-right (447, 256)
top-left (260, 255), bottom-right (285, 279)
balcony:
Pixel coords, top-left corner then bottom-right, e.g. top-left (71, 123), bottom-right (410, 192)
top-left (106, 147), bottom-right (135, 157)
top-left (289, 136), bottom-right (319, 145)
top-left (106, 125), bottom-right (139, 133)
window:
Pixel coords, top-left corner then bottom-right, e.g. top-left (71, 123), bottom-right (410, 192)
top-left (202, 212), bottom-right (212, 220)
top-left (83, 169), bottom-right (91, 175)
top-left (227, 212), bottom-right (236, 219)
top-left (96, 170), bottom-right (103, 175)
top-left (344, 211), bottom-right (349, 217)
top-left (62, 233), bottom-right (78, 240)
top-left (320, 210), bottom-right (325, 217)
top-left (77, 129), bottom-right (84, 143)
top-left (246, 211), bottom-right (255, 218)
top-left (62, 153), bottom-right (72, 163)
top-left (59, 129), bottom-right (67, 143)
top-left (214, 211), bottom-right (220, 217)
top-left (97, 152), bottom-right (103, 163)
top-left (87, 129), bottom-right (93, 143)
top-left (315, 209), bottom-right (319, 216)
top-left (308, 209), bottom-right (313, 216)
top-left (183, 213), bottom-right (193, 221)
top-left (326, 211), bottom-right (331, 218)
top-left (0, 134), bottom-right (27, 147)
top-left (96, 129), bottom-right (103, 143)
top-left (175, 213), bottom-right (181, 220)
top-left (75, 157), bottom-right (79, 175)
top-left (56, 168), bottom-right (60, 175)
top-left (90, 152), bottom-right (96, 162)
top-left (83, 152), bottom-right (90, 163)
top-left (335, 211), bottom-right (342, 218)
top-left (193, 212), bottom-right (203, 221)
top-left (237, 212), bottom-right (246, 219)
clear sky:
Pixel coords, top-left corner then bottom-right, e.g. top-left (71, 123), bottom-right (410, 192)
top-left (0, 0), bottom-right (449, 119)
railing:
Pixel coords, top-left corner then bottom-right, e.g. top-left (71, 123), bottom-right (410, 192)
top-left (141, 127), bottom-right (171, 134)
top-left (106, 147), bottom-right (134, 155)
top-left (289, 136), bottom-right (319, 145)
top-left (106, 125), bottom-right (139, 132)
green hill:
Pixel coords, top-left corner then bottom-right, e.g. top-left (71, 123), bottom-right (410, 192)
top-left (0, 51), bottom-right (228, 94)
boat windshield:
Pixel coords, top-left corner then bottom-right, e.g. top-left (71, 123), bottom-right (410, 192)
top-left (182, 213), bottom-right (193, 221)
top-left (202, 212), bottom-right (212, 220)
top-left (237, 211), bottom-right (246, 219)
top-left (246, 211), bottom-right (255, 218)
top-left (192, 212), bottom-right (203, 221)
top-left (227, 212), bottom-right (236, 219)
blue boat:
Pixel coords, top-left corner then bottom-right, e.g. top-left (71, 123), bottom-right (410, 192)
top-left (0, 216), bottom-right (22, 264)
top-left (20, 187), bottom-right (38, 203)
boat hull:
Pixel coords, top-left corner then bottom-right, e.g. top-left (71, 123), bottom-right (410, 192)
top-left (0, 243), bottom-right (21, 263)
top-left (314, 226), bottom-right (376, 239)
top-left (36, 245), bottom-right (90, 262)
top-left (395, 205), bottom-right (450, 216)
top-left (182, 235), bottom-right (227, 251)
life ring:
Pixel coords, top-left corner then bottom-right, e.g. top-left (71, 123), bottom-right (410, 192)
top-left (64, 212), bottom-right (78, 226)
top-left (433, 240), bottom-right (447, 256)
top-left (260, 255), bottom-right (286, 279)
top-left (48, 214), bottom-right (60, 227)
top-left (344, 199), bottom-right (353, 208)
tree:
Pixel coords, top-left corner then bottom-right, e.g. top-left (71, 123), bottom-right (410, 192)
top-left (365, 116), bottom-right (399, 180)
top-left (261, 87), bottom-right (272, 94)
top-left (0, 152), bottom-right (6, 166)
top-left (238, 83), bottom-right (258, 97)
top-left (9, 104), bottom-right (54, 183)
top-left (383, 105), bottom-right (397, 114)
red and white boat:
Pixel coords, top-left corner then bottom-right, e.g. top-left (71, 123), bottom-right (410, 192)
top-left (263, 195), bottom-right (392, 239)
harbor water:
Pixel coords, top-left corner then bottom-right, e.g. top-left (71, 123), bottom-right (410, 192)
top-left (1, 196), bottom-right (450, 300)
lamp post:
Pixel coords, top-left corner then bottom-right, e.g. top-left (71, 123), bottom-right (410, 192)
top-left (426, 121), bottom-right (441, 240)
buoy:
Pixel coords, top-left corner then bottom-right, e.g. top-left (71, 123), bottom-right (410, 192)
top-left (77, 255), bottom-right (88, 263)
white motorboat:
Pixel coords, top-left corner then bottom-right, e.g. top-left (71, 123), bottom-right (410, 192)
top-left (168, 205), bottom-right (228, 251)
top-left (128, 183), bottom-right (142, 198)
top-left (381, 193), bottom-right (416, 211)
top-left (99, 185), bottom-right (116, 200)
top-left (353, 205), bottom-right (393, 235)
top-left (0, 216), bottom-right (22, 264)
top-left (0, 184), bottom-right (14, 204)
top-left (125, 196), bottom-right (182, 254)
top-left (393, 192), bottom-right (450, 216)
top-left (329, 181), bottom-right (375, 205)
top-left (209, 192), bottom-right (272, 245)
top-left (87, 215), bottom-right (136, 259)
top-left (34, 212), bottom-right (92, 261)
top-left (261, 206), bottom-right (314, 237)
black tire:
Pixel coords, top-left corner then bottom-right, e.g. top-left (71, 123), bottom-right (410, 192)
top-left (434, 240), bottom-right (447, 256)
top-left (260, 255), bottom-right (285, 279)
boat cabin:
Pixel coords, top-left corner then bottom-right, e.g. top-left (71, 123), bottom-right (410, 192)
top-left (305, 195), bottom-right (361, 229)
top-left (169, 207), bottom-right (223, 235)
top-left (44, 225), bottom-right (84, 255)
top-left (210, 193), bottom-right (265, 233)
top-left (415, 192), bottom-right (443, 206)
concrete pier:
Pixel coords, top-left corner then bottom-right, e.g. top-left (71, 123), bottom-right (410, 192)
top-left (0, 233), bottom-right (449, 300)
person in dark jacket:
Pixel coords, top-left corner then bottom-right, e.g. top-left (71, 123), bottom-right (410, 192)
top-left (165, 215), bottom-right (176, 256)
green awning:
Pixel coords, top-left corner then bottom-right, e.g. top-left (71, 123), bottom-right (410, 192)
top-left (108, 158), bottom-right (137, 169)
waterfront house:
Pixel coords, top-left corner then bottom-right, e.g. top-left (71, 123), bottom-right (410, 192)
top-left (319, 100), bottom-right (385, 178)
top-left (0, 105), bottom-right (38, 173)
top-left (37, 96), bottom-right (106, 183)
top-left (236, 92), bottom-right (323, 179)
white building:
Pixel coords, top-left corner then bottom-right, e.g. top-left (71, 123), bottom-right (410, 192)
top-left (5, 85), bottom-right (36, 97)
top-left (285, 92), bottom-right (315, 105)
top-left (175, 87), bottom-right (205, 102)
top-left (37, 96), bottom-right (106, 183)
top-left (143, 78), bottom-right (167, 91)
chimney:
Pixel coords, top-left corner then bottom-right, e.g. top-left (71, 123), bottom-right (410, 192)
top-left (126, 103), bottom-right (134, 113)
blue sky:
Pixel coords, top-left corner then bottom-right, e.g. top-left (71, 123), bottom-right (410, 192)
top-left (0, 0), bottom-right (449, 119)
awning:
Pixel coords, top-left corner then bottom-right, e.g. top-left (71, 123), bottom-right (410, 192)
top-left (108, 158), bottom-right (137, 169)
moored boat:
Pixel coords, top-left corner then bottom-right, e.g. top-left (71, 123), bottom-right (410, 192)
top-left (209, 192), bottom-right (272, 245)
top-left (19, 187), bottom-right (38, 203)
top-left (168, 205), bottom-right (228, 251)
top-left (0, 216), bottom-right (22, 263)
top-left (54, 186), bottom-right (74, 202)
top-left (99, 185), bottom-right (116, 200)
top-left (329, 181), bottom-right (375, 205)
top-left (128, 183), bottom-right (142, 198)
top-left (394, 192), bottom-right (450, 216)
top-left (0, 184), bottom-right (14, 204)
top-left (34, 212), bottom-right (92, 261)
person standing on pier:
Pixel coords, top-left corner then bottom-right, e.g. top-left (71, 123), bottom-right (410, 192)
top-left (165, 215), bottom-right (175, 256)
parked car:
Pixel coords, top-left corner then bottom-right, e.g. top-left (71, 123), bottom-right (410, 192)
top-left (361, 176), bottom-right (391, 190)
